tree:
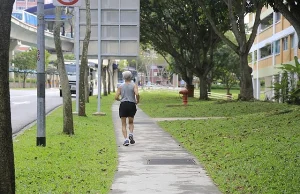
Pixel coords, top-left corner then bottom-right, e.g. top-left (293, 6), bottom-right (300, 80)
top-left (199, 0), bottom-right (263, 100)
top-left (267, 0), bottom-right (300, 48)
top-left (12, 48), bottom-right (50, 88)
top-left (79, 0), bottom-right (91, 116)
top-left (141, 0), bottom-right (229, 99)
top-left (54, 6), bottom-right (74, 135)
top-left (103, 65), bottom-right (108, 96)
top-left (213, 42), bottom-right (240, 95)
top-left (0, 1), bottom-right (16, 193)
top-left (112, 61), bottom-right (118, 93)
top-left (107, 61), bottom-right (111, 94)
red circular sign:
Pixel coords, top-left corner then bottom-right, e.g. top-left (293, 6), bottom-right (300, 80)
top-left (57, 0), bottom-right (79, 5)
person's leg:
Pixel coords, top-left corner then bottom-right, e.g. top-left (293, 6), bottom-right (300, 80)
top-left (128, 117), bottom-right (134, 133)
top-left (121, 117), bottom-right (127, 139)
top-left (128, 117), bottom-right (135, 144)
top-left (121, 117), bottom-right (130, 146)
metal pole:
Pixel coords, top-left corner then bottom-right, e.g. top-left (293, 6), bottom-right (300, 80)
top-left (75, 7), bottom-right (80, 113)
top-left (97, 0), bottom-right (102, 113)
top-left (37, 0), bottom-right (46, 146)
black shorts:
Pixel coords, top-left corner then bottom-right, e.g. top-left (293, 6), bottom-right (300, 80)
top-left (119, 101), bottom-right (137, 118)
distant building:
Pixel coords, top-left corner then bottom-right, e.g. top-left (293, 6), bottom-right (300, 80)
top-left (248, 6), bottom-right (299, 100)
top-left (14, 0), bottom-right (53, 11)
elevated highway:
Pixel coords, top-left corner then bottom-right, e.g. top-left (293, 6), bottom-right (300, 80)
top-left (10, 16), bottom-right (74, 52)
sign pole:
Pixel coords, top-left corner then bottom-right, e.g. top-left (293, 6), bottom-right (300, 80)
top-left (36, 0), bottom-right (46, 146)
top-left (75, 7), bottom-right (80, 113)
top-left (53, 0), bottom-right (81, 6)
top-left (93, 0), bottom-right (105, 116)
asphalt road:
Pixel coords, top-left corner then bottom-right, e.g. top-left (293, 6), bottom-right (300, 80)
top-left (10, 88), bottom-right (63, 135)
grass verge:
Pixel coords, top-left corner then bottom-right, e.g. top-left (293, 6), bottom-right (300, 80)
top-left (139, 90), bottom-right (300, 193)
top-left (14, 95), bottom-right (118, 194)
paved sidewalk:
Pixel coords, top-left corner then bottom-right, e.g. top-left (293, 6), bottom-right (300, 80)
top-left (110, 102), bottom-right (221, 194)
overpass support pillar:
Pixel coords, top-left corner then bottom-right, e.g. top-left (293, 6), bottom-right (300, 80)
top-left (9, 39), bottom-right (21, 79)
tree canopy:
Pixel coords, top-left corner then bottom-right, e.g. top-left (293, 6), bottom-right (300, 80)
top-left (12, 48), bottom-right (50, 72)
top-left (198, 0), bottom-right (263, 100)
top-left (141, 0), bottom-right (230, 99)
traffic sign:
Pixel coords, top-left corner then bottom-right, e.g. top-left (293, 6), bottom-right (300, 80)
top-left (53, 0), bottom-right (82, 6)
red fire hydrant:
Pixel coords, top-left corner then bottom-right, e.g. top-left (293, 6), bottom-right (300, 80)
top-left (179, 88), bottom-right (188, 105)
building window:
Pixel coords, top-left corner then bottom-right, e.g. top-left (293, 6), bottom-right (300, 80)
top-left (291, 34), bottom-right (294, 48)
top-left (28, 0), bottom-right (35, 2)
top-left (273, 40), bottom-right (280, 54)
top-left (260, 44), bottom-right (272, 59)
top-left (283, 37), bottom-right (288, 50)
top-left (16, 6), bottom-right (26, 10)
top-left (249, 51), bottom-right (257, 62)
top-left (260, 13), bottom-right (273, 32)
top-left (275, 12), bottom-right (281, 23)
top-left (248, 53), bottom-right (252, 63)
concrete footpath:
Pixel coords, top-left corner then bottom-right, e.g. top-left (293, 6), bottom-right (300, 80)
top-left (110, 102), bottom-right (221, 194)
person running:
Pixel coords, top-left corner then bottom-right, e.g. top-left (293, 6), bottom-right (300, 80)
top-left (115, 71), bottom-right (140, 146)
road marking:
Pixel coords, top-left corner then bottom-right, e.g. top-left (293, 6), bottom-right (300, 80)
top-left (11, 101), bottom-right (31, 105)
top-left (10, 95), bottom-right (36, 99)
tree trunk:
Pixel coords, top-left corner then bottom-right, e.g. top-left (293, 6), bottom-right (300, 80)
top-left (183, 69), bottom-right (194, 97)
top-left (0, 1), bottom-right (16, 193)
top-left (207, 83), bottom-right (211, 93)
top-left (226, 87), bottom-right (231, 95)
top-left (85, 65), bottom-right (89, 103)
top-left (54, 7), bottom-right (74, 135)
top-left (23, 73), bottom-right (26, 88)
top-left (79, 56), bottom-right (87, 116)
top-left (18, 73), bottom-right (20, 88)
top-left (239, 54), bottom-right (254, 100)
top-left (199, 76), bottom-right (208, 100)
top-left (79, 0), bottom-right (91, 116)
top-left (107, 63), bottom-right (111, 95)
top-left (103, 66), bottom-right (108, 96)
top-left (112, 68), bottom-right (115, 93)
top-left (186, 84), bottom-right (194, 97)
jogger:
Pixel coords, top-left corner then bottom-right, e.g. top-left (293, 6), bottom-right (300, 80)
top-left (115, 71), bottom-right (140, 146)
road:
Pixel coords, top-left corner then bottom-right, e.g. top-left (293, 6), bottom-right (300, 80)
top-left (10, 88), bottom-right (63, 136)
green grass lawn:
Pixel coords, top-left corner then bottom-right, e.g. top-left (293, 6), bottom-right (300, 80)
top-left (139, 90), bottom-right (293, 118)
top-left (194, 88), bottom-right (267, 100)
top-left (14, 95), bottom-right (118, 194)
top-left (139, 90), bottom-right (300, 193)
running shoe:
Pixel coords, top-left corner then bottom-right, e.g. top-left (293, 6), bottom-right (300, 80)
top-left (123, 140), bottom-right (129, 146)
top-left (129, 134), bottom-right (135, 144)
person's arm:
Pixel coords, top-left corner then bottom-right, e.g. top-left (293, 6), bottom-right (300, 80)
top-left (134, 84), bottom-right (140, 104)
top-left (115, 87), bottom-right (121, 101)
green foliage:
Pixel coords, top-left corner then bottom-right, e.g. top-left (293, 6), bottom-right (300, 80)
top-left (12, 48), bottom-right (51, 71)
top-left (272, 56), bottom-right (300, 105)
top-left (139, 91), bottom-right (300, 193)
top-left (118, 60), bottom-right (129, 70)
top-left (213, 43), bottom-right (240, 94)
top-left (211, 84), bottom-right (240, 90)
top-left (14, 96), bottom-right (117, 193)
top-left (141, 0), bottom-right (230, 85)
top-left (64, 54), bottom-right (75, 60)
